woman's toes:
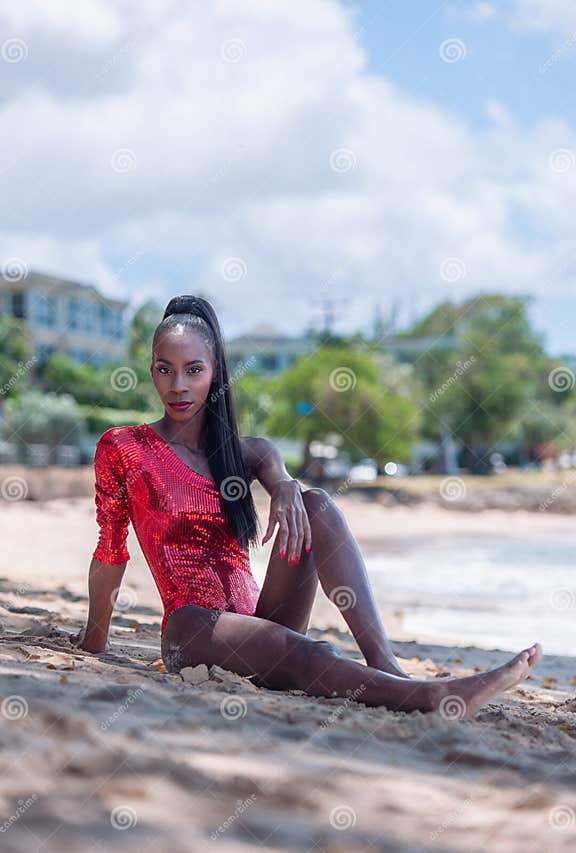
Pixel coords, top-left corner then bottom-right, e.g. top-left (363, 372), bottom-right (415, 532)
top-left (527, 643), bottom-right (543, 668)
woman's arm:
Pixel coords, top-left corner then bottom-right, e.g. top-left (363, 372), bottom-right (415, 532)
top-left (243, 437), bottom-right (312, 557)
top-left (77, 557), bottom-right (127, 653)
top-left (243, 436), bottom-right (296, 495)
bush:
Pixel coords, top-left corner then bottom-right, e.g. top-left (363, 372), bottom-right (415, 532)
top-left (3, 390), bottom-right (84, 446)
top-left (78, 405), bottom-right (160, 435)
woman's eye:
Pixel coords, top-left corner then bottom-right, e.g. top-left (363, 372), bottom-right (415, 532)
top-left (156, 366), bottom-right (200, 374)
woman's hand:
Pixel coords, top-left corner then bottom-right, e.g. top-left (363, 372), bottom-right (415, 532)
top-left (261, 480), bottom-right (312, 565)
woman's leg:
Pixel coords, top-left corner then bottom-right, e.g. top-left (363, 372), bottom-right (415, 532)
top-left (161, 604), bottom-right (542, 716)
top-left (254, 487), bottom-right (409, 677)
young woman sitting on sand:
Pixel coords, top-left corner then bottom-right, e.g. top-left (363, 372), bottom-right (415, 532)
top-left (76, 295), bottom-right (542, 716)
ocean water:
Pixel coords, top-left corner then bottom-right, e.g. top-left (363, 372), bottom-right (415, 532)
top-left (366, 534), bottom-right (576, 656)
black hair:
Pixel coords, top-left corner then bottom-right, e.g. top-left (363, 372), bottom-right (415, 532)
top-left (152, 295), bottom-right (261, 550)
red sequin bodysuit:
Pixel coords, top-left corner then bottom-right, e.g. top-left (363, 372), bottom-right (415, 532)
top-left (92, 423), bottom-right (261, 635)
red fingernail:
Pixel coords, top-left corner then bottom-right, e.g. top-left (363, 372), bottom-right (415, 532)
top-left (306, 546), bottom-right (311, 552)
top-left (280, 550), bottom-right (286, 559)
top-left (295, 556), bottom-right (300, 564)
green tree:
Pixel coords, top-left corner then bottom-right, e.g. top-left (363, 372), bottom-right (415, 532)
top-left (265, 346), bottom-right (421, 471)
top-left (0, 315), bottom-right (34, 399)
top-left (231, 369), bottom-right (275, 437)
top-left (128, 300), bottom-right (163, 362)
top-left (42, 353), bottom-right (158, 412)
top-left (403, 294), bottom-right (557, 471)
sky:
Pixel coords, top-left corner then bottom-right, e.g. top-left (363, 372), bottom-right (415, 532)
top-left (0, 0), bottom-right (575, 355)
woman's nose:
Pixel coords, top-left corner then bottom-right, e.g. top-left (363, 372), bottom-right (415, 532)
top-left (171, 373), bottom-right (189, 392)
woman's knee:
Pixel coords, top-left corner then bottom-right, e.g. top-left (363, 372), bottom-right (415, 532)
top-left (301, 487), bottom-right (342, 521)
top-left (161, 603), bottom-right (215, 672)
top-left (295, 638), bottom-right (342, 692)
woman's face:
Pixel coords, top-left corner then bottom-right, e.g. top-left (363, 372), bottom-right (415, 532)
top-left (150, 327), bottom-right (215, 421)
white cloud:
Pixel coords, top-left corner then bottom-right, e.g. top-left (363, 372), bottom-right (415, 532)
top-left (507, 0), bottom-right (576, 34)
top-left (0, 0), bottom-right (574, 342)
top-left (452, 2), bottom-right (497, 24)
top-left (450, 0), bottom-right (576, 34)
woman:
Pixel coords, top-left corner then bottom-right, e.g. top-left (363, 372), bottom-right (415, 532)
top-left (77, 295), bottom-right (542, 715)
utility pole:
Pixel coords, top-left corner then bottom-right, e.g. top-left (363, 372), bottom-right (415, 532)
top-left (311, 296), bottom-right (349, 337)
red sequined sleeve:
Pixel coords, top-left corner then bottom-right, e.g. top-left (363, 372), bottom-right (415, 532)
top-left (92, 431), bottom-right (131, 565)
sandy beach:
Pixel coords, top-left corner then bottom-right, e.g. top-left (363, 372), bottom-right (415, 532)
top-left (0, 481), bottom-right (575, 851)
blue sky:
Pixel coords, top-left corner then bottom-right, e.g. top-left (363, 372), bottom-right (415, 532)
top-left (339, 0), bottom-right (576, 355)
top-left (0, 0), bottom-right (575, 357)
top-left (344, 1), bottom-right (576, 129)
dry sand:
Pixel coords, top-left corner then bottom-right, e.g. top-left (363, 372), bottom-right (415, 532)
top-left (0, 483), bottom-right (575, 851)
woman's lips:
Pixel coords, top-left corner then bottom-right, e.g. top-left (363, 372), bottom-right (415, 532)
top-left (168, 401), bottom-right (192, 409)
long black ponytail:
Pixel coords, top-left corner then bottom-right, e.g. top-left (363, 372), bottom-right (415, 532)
top-left (152, 295), bottom-right (261, 550)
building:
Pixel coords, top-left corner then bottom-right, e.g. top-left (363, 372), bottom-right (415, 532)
top-left (0, 270), bottom-right (129, 368)
top-left (226, 323), bottom-right (314, 374)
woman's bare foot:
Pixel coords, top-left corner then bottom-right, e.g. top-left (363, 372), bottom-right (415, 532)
top-left (431, 643), bottom-right (542, 719)
top-left (369, 656), bottom-right (412, 679)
